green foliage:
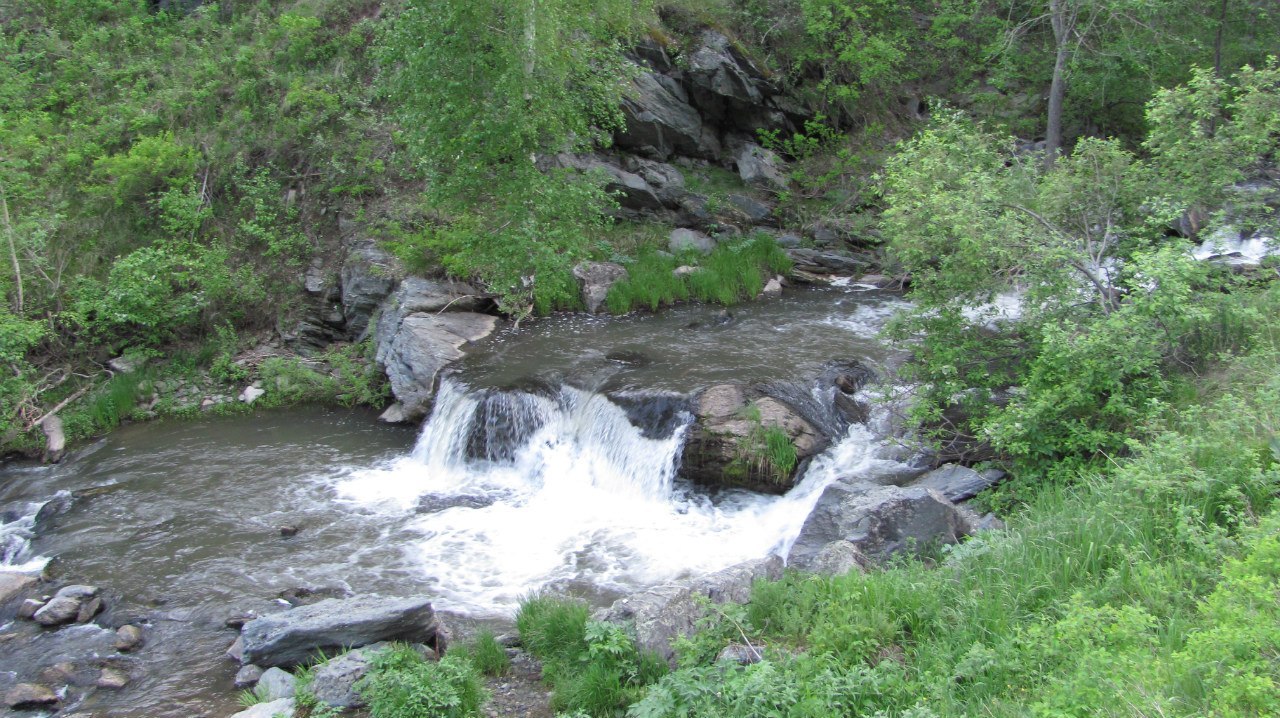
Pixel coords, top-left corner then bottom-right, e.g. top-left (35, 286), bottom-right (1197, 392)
top-left (881, 66), bottom-right (1280, 474)
top-left (259, 342), bottom-right (388, 409)
top-left (377, 0), bottom-right (653, 314)
top-left (628, 339), bottom-right (1280, 717)
top-left (516, 593), bottom-right (666, 716)
top-left (358, 645), bottom-right (486, 718)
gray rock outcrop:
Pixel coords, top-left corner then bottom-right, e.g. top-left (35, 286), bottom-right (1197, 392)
top-left (238, 595), bottom-right (438, 668)
top-left (790, 484), bottom-right (975, 570)
top-left (618, 69), bottom-right (722, 161)
top-left (374, 279), bottom-right (497, 421)
top-left (340, 241), bottom-right (400, 340)
top-left (681, 385), bottom-right (823, 494)
top-left (735, 143), bottom-right (788, 193)
top-left (597, 556), bottom-right (782, 664)
top-left (573, 262), bottom-right (628, 314)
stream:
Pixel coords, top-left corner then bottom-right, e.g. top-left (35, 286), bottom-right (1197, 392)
top-left (0, 287), bottom-right (914, 717)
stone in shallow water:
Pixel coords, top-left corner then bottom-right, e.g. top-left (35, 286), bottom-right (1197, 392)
top-left (235, 664), bottom-right (265, 689)
top-left (33, 596), bottom-right (82, 626)
top-left (97, 667), bottom-right (130, 689)
top-left (5, 683), bottom-right (60, 709)
top-left (115, 624), bottom-right (144, 652)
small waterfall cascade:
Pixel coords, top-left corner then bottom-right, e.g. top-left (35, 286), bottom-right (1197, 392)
top-left (336, 375), bottom-right (913, 616)
top-left (0, 491), bottom-right (63, 572)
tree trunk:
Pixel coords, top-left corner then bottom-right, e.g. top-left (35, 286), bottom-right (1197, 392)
top-left (0, 183), bottom-right (22, 315)
top-left (1044, 0), bottom-right (1074, 171)
top-left (1213, 0), bottom-right (1228, 78)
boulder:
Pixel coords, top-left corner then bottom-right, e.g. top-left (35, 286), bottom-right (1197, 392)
top-left (374, 280), bottom-right (497, 421)
top-left (785, 248), bottom-right (869, 276)
top-left (790, 483), bottom-right (975, 570)
top-left (573, 262), bottom-right (628, 314)
top-left (726, 194), bottom-right (774, 224)
top-left (760, 277), bottom-right (783, 298)
top-left (41, 414), bottom-right (66, 464)
top-left (0, 571), bottom-right (37, 605)
top-left (235, 664), bottom-right (265, 689)
top-left (622, 157), bottom-right (688, 206)
top-left (255, 667), bottom-right (297, 700)
top-left (18, 598), bottom-right (45, 619)
top-left (669, 228), bottom-right (715, 255)
top-left (909, 464), bottom-right (1006, 503)
top-left (597, 556), bottom-right (782, 664)
top-left (239, 385), bottom-right (266, 404)
top-left (735, 143), bottom-right (788, 193)
top-left (5, 683), bottom-right (59, 709)
top-left (617, 70), bottom-right (722, 160)
top-left (340, 241), bottom-right (399, 341)
top-left (239, 595), bottom-right (438, 668)
top-left (33, 596), bottom-right (82, 626)
top-left (307, 643), bottom-right (388, 710)
top-left (229, 697), bottom-right (294, 718)
top-left (681, 386), bottom-right (823, 494)
top-left (75, 596), bottom-right (102, 623)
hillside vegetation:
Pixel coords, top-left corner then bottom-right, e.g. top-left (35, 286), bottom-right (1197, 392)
top-left (3, 0), bottom-right (1280, 715)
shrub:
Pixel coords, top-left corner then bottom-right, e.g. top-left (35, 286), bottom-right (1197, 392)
top-left (357, 646), bottom-right (486, 718)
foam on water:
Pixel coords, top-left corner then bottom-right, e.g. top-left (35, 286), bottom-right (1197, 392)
top-left (0, 492), bottom-right (61, 573)
top-left (335, 377), bottom-right (909, 616)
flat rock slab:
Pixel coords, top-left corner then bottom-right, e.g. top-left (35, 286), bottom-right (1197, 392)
top-left (240, 595), bottom-right (438, 668)
top-left (910, 464), bottom-right (1006, 503)
top-left (376, 310), bottom-right (497, 421)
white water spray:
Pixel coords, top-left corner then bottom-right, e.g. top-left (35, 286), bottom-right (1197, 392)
top-left (336, 375), bottom-right (911, 617)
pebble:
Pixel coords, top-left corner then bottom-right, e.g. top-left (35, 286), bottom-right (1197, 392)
top-left (97, 667), bottom-right (130, 689)
top-left (115, 624), bottom-right (145, 652)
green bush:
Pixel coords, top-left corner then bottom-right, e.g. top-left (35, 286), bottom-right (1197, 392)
top-left (357, 646), bottom-right (486, 718)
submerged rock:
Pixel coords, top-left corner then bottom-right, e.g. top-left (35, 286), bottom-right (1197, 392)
top-left (5, 683), bottom-right (59, 709)
top-left (239, 595), bottom-right (439, 668)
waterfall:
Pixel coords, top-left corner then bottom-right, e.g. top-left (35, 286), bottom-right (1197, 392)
top-left (335, 376), bottom-right (911, 616)
top-left (0, 492), bottom-right (62, 572)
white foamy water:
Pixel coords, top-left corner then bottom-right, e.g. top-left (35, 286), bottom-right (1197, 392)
top-left (335, 377), bottom-right (909, 616)
top-left (0, 492), bottom-right (61, 572)
top-left (1193, 227), bottom-right (1278, 264)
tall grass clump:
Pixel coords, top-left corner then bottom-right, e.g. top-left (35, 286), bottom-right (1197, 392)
top-left (452, 629), bottom-right (510, 677)
top-left (605, 234), bottom-right (792, 314)
top-left (515, 593), bottom-right (667, 716)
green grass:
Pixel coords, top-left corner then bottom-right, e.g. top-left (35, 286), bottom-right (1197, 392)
top-left (605, 233), bottom-right (792, 314)
top-left (453, 629), bottom-right (510, 677)
top-left (618, 327), bottom-right (1280, 717)
top-left (515, 593), bottom-right (667, 717)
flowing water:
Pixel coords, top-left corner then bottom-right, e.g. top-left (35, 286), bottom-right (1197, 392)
top-left (0, 287), bottom-right (914, 717)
